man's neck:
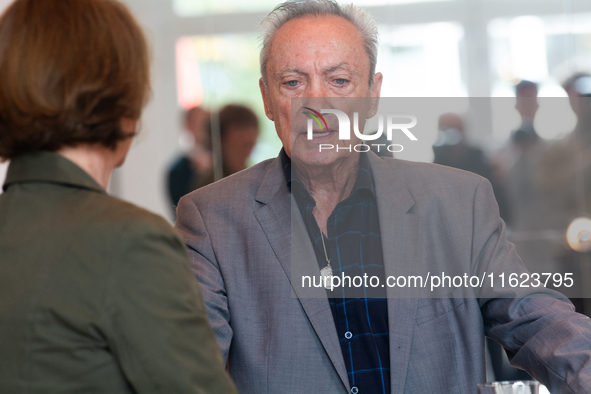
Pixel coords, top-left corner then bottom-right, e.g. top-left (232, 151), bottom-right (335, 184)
top-left (294, 154), bottom-right (360, 235)
top-left (520, 115), bottom-right (535, 131)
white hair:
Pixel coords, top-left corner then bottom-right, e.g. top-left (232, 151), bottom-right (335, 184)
top-left (259, 0), bottom-right (379, 89)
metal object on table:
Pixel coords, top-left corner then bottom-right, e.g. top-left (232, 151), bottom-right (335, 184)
top-left (477, 380), bottom-right (540, 394)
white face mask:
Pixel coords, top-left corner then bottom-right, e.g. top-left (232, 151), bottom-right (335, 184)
top-left (433, 128), bottom-right (463, 147)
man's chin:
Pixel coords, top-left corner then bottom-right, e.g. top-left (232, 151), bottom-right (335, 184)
top-left (291, 144), bottom-right (355, 169)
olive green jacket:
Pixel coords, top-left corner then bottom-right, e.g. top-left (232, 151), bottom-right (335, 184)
top-left (0, 152), bottom-right (236, 394)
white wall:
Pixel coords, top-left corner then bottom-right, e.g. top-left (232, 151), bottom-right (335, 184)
top-left (112, 0), bottom-right (181, 221)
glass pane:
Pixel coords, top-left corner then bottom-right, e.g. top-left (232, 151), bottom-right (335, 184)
top-left (176, 34), bottom-right (281, 165)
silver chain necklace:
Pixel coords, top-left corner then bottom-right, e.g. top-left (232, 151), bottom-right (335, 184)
top-left (319, 231), bottom-right (333, 290)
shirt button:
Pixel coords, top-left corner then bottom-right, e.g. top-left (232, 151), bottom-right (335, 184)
top-left (351, 387), bottom-right (359, 394)
top-left (344, 331), bottom-right (353, 340)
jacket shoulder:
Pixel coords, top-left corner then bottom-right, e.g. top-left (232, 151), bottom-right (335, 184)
top-left (73, 192), bottom-right (180, 248)
top-left (181, 158), bottom-right (278, 208)
top-left (388, 157), bottom-right (486, 189)
top-left (374, 156), bottom-right (491, 217)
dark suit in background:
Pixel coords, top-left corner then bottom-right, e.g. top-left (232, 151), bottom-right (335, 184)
top-left (168, 155), bottom-right (201, 210)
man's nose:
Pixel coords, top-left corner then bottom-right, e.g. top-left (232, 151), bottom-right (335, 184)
top-left (302, 80), bottom-right (332, 112)
top-left (303, 97), bottom-right (325, 111)
top-left (305, 78), bottom-right (330, 98)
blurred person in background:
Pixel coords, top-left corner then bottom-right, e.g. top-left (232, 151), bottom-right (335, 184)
top-left (491, 80), bottom-right (552, 263)
top-left (433, 112), bottom-right (493, 179)
top-left (488, 80), bottom-right (548, 382)
top-left (433, 112), bottom-right (509, 219)
top-left (535, 72), bottom-right (591, 317)
top-left (511, 80), bottom-right (541, 147)
top-left (493, 80), bottom-right (547, 231)
top-left (0, 0), bottom-right (236, 392)
top-left (167, 105), bottom-right (213, 215)
top-left (537, 73), bottom-right (591, 226)
top-left (564, 72), bottom-right (591, 139)
top-left (198, 103), bottom-right (260, 187)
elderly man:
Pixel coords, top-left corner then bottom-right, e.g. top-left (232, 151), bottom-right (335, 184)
top-left (175, 1), bottom-right (591, 392)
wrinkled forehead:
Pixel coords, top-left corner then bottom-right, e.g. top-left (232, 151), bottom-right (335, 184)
top-left (266, 15), bottom-right (368, 73)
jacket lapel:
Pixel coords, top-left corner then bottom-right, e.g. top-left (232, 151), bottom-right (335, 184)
top-left (253, 156), bottom-right (350, 392)
top-left (369, 153), bottom-right (421, 394)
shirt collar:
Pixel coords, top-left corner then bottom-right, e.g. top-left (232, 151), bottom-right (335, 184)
top-left (3, 151), bottom-right (106, 194)
top-left (280, 148), bottom-right (292, 191)
top-left (279, 148), bottom-right (376, 199)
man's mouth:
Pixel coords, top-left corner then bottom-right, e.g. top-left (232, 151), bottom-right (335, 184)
top-left (311, 131), bottom-right (331, 138)
top-left (302, 128), bottom-right (336, 139)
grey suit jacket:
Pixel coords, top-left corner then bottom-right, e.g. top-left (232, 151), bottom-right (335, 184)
top-left (176, 152), bottom-right (591, 393)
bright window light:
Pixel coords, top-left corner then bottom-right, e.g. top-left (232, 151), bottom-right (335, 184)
top-left (377, 22), bottom-right (466, 98)
top-left (510, 16), bottom-right (548, 82)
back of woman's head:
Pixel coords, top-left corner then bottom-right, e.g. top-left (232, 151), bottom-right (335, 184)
top-left (0, 0), bottom-right (150, 160)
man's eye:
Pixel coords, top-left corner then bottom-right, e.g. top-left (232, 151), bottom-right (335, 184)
top-left (286, 80), bottom-right (299, 87)
top-left (334, 78), bottom-right (347, 85)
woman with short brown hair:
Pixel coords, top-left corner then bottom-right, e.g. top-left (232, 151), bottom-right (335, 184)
top-left (0, 1), bottom-right (235, 393)
top-left (0, 0), bottom-right (149, 158)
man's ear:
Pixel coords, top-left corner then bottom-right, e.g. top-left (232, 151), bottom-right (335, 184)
top-left (259, 78), bottom-right (274, 121)
top-left (367, 72), bottom-right (383, 118)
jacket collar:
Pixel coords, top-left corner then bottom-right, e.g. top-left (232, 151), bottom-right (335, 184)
top-left (366, 152), bottom-right (415, 214)
top-left (3, 151), bottom-right (106, 194)
top-left (254, 149), bottom-right (420, 392)
top-left (280, 148), bottom-right (377, 203)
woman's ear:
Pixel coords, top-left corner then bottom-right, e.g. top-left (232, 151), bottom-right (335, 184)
top-left (121, 118), bottom-right (138, 134)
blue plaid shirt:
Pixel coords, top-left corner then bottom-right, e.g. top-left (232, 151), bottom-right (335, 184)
top-left (281, 149), bottom-right (390, 394)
